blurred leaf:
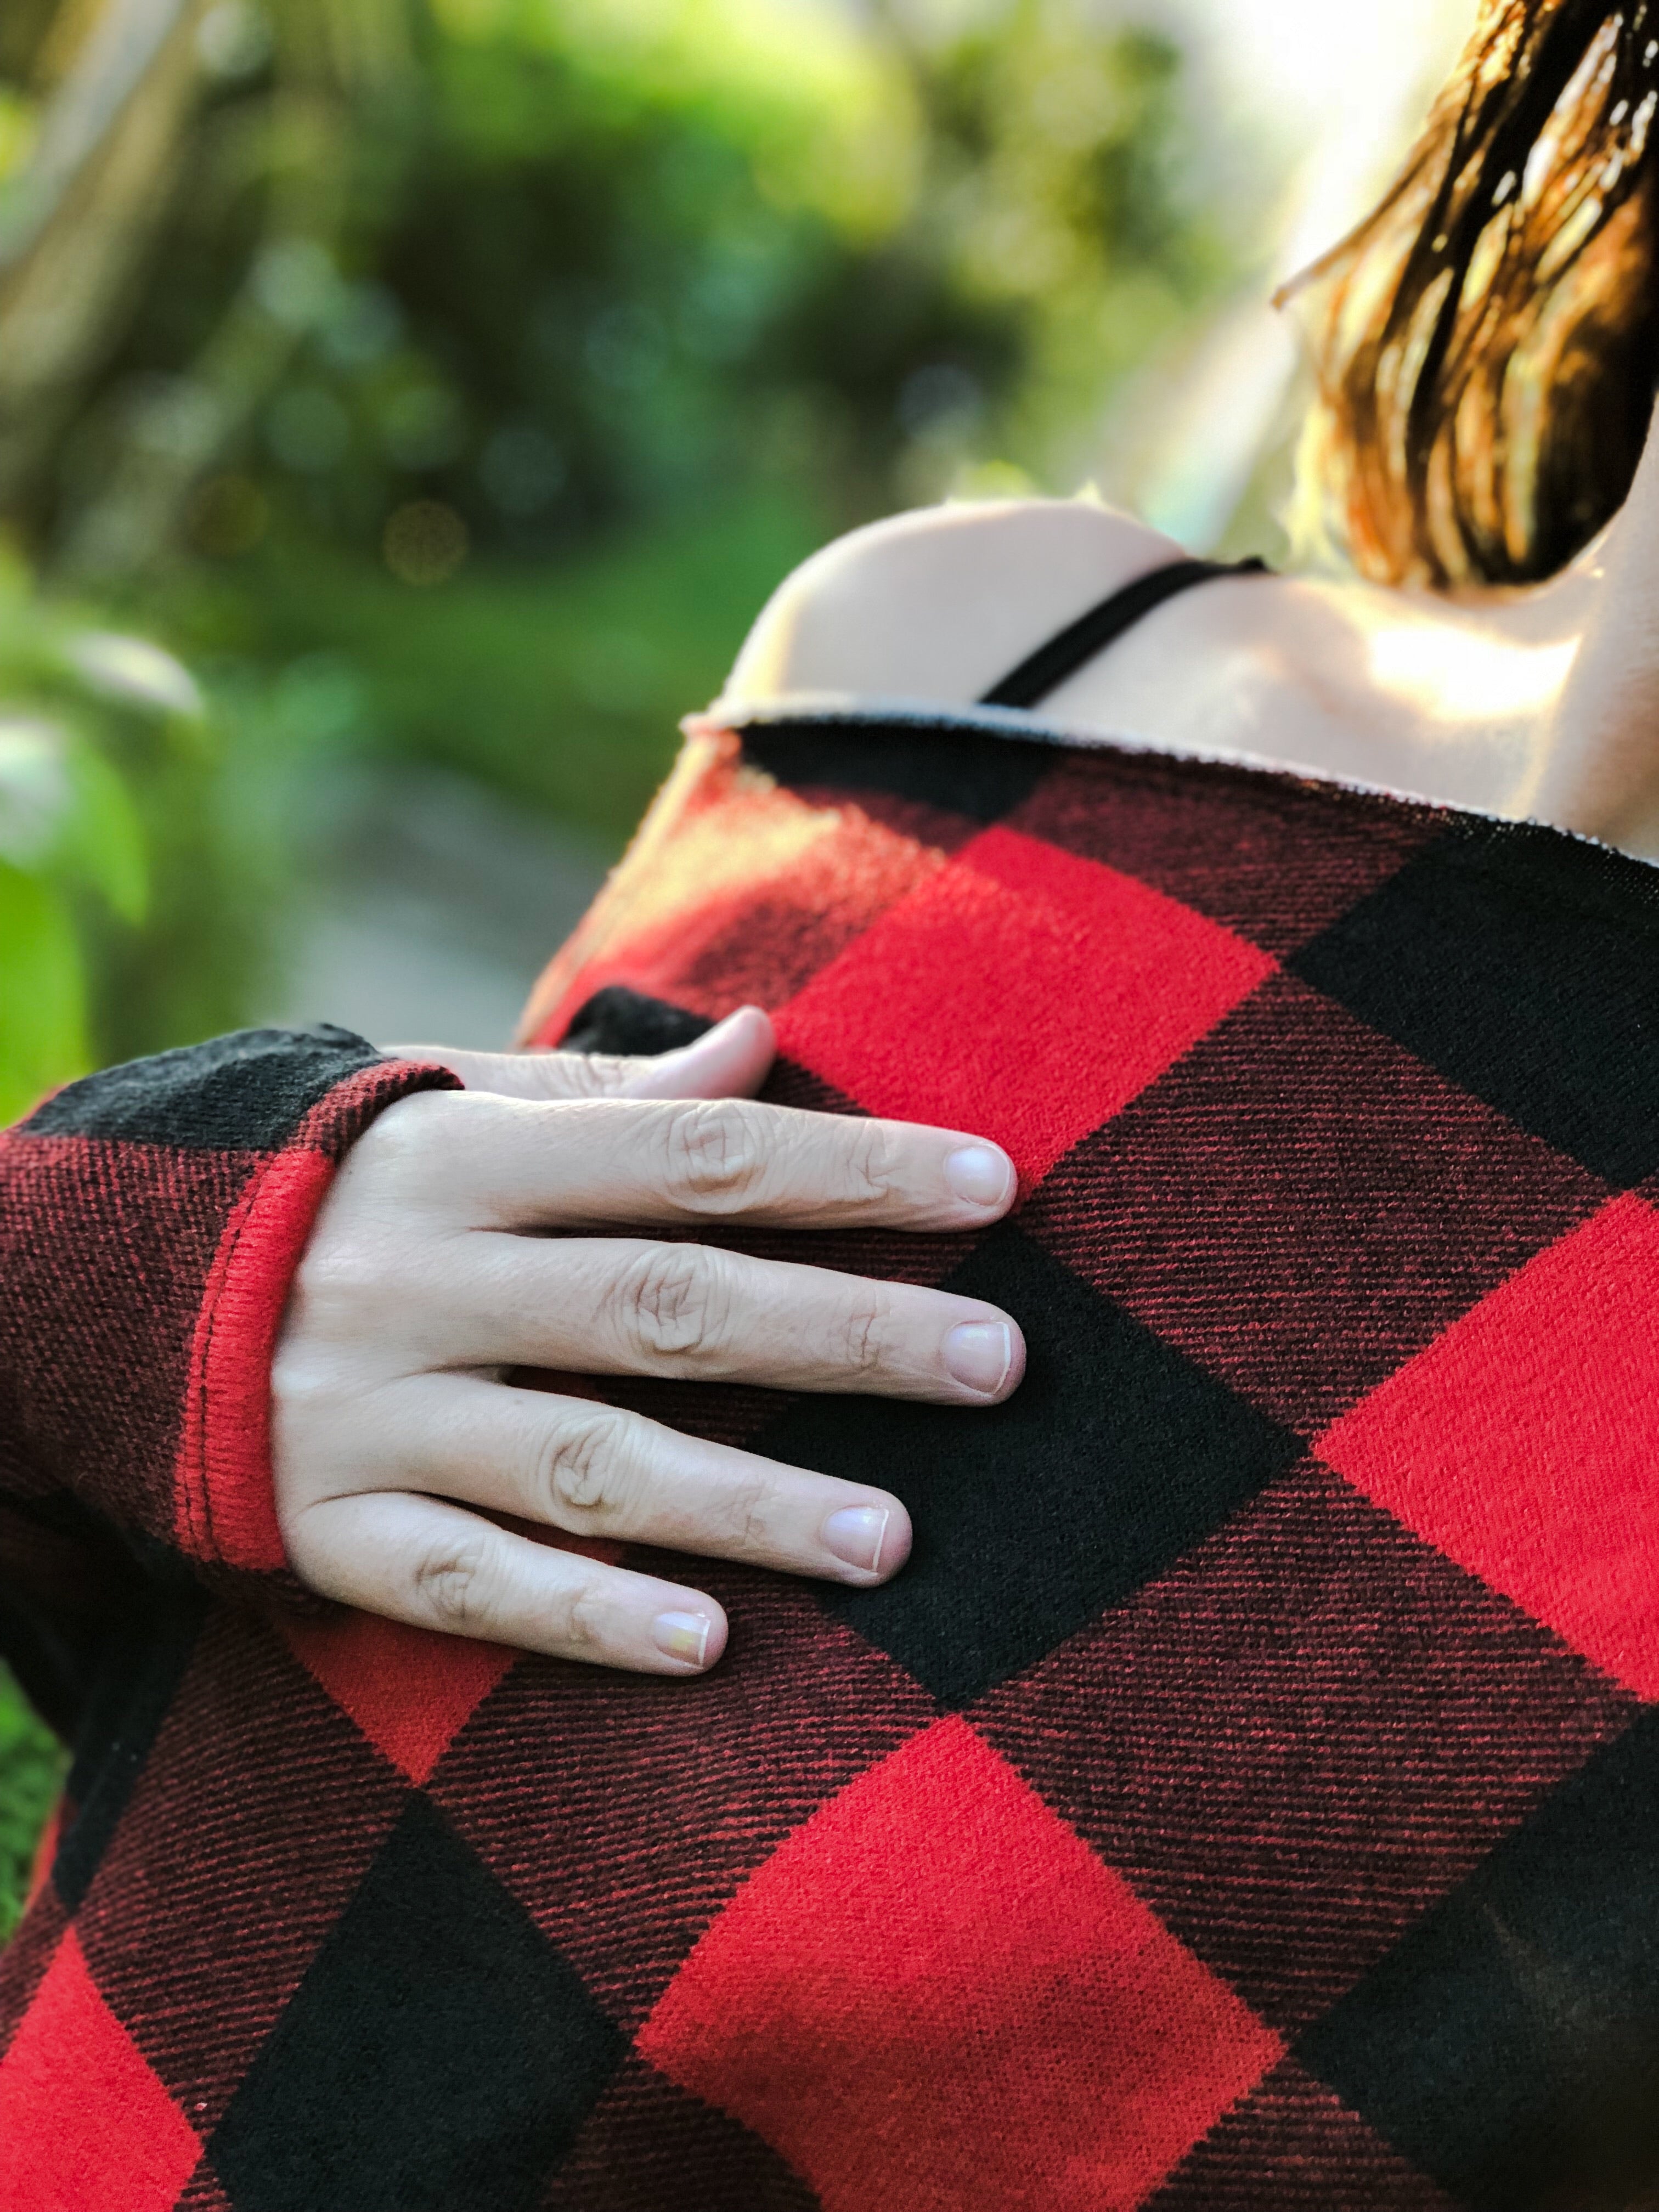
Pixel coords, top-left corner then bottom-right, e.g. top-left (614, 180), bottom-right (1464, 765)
top-left (0, 860), bottom-right (88, 1123)
top-left (0, 86), bottom-right (37, 188)
top-left (0, 713), bottom-right (148, 919)
top-left (65, 631), bottom-right (205, 720)
top-left (59, 741), bottom-right (149, 923)
top-left (0, 715), bottom-right (73, 867)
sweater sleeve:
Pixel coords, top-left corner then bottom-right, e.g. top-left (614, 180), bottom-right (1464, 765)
top-left (0, 1025), bottom-right (460, 1735)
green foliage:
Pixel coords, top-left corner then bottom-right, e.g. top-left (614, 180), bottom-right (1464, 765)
top-left (0, 554), bottom-right (189, 1117)
top-left (165, 485), bottom-right (827, 844)
top-left (0, 550), bottom-right (272, 1091)
top-left (0, 865), bottom-right (84, 1114)
top-left (62, 0), bottom-right (1223, 569)
top-left (0, 1667), bottom-right (61, 1942)
top-left (0, 0), bottom-right (1237, 1081)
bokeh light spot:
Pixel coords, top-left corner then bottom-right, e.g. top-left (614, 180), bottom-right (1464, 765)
top-left (383, 501), bottom-right (471, 586)
top-left (196, 1), bottom-right (273, 80)
top-left (266, 386), bottom-right (352, 473)
top-left (188, 473), bottom-right (270, 557)
top-left (253, 237), bottom-right (340, 332)
top-left (479, 424), bottom-right (567, 517)
top-left (320, 283), bottom-right (404, 370)
top-left (378, 383), bottom-right (469, 471)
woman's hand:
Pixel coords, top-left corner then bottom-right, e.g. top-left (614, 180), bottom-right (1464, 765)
top-left (272, 1007), bottom-right (1024, 1675)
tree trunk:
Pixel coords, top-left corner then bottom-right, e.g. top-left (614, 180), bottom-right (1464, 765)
top-left (0, 0), bottom-right (206, 523)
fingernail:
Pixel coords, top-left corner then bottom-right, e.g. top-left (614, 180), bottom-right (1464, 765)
top-left (651, 1610), bottom-right (713, 1666)
top-left (945, 1145), bottom-right (1012, 1207)
top-left (676, 1012), bottom-right (739, 1053)
top-left (944, 1319), bottom-right (1014, 1394)
top-left (822, 1505), bottom-right (891, 1575)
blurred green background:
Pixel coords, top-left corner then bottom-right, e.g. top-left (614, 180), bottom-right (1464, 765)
top-left (0, 0), bottom-right (1472, 1932)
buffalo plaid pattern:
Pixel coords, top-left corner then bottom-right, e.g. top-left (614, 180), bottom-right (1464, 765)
top-left (4, 709), bottom-right (1659, 2209)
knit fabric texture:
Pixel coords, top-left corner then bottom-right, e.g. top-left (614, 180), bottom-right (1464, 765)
top-left (4, 712), bottom-right (1659, 2209)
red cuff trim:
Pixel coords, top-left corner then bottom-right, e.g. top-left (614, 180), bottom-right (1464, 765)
top-left (173, 1058), bottom-right (459, 1574)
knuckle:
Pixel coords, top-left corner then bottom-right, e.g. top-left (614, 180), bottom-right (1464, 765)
top-left (839, 1116), bottom-right (899, 1204)
top-left (838, 1288), bottom-right (896, 1378)
top-left (617, 1244), bottom-right (731, 1364)
top-left (348, 1091), bottom-right (452, 1180)
top-left (532, 1407), bottom-right (636, 1520)
top-left (720, 1466), bottom-right (776, 1556)
top-left (548, 1051), bottom-right (632, 1100)
top-left (659, 1099), bottom-right (768, 1210)
top-left (268, 1340), bottom-right (343, 1426)
top-left (410, 1533), bottom-right (492, 1634)
top-left (289, 1232), bottom-right (394, 1317)
top-left (548, 1576), bottom-right (610, 1657)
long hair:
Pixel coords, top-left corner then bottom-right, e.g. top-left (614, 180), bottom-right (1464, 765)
top-left (1281, 0), bottom-right (1659, 589)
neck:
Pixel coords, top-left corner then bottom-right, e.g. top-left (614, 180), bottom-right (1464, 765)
top-left (1509, 410), bottom-right (1659, 855)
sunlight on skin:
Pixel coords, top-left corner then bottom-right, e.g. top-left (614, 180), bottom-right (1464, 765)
top-left (1364, 625), bottom-right (1580, 731)
top-left (1519, 410), bottom-right (1659, 857)
top-left (1189, 566), bottom-right (1594, 824)
top-left (719, 495), bottom-right (1596, 832)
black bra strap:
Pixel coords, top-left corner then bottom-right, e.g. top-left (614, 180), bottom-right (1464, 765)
top-left (979, 555), bottom-right (1271, 711)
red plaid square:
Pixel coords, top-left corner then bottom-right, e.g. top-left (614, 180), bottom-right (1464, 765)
top-left (774, 826), bottom-right (1274, 1183)
top-left (0, 1929), bottom-right (200, 2211)
top-left (528, 771), bottom-right (944, 1040)
top-left (637, 1714), bottom-right (1281, 2211)
top-left (278, 1610), bottom-right (517, 1784)
top-left (1318, 1192), bottom-right (1659, 1698)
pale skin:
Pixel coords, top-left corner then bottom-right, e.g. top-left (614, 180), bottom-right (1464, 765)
top-left (726, 396), bottom-right (1659, 861)
top-left (276, 400), bottom-right (1659, 1675)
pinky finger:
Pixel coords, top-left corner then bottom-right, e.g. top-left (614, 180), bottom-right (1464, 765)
top-left (289, 1489), bottom-right (729, 1675)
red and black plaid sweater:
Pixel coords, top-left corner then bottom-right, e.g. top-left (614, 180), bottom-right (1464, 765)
top-left (4, 703), bottom-right (1659, 2211)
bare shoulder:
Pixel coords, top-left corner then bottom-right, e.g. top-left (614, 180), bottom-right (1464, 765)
top-left (719, 497), bottom-right (1186, 710)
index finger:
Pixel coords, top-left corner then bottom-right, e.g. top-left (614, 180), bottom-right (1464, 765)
top-left (382, 1004), bottom-right (777, 1103)
top-left (428, 1091), bottom-right (1017, 1232)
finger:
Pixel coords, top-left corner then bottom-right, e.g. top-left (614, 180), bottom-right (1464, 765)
top-left (346, 1374), bottom-right (913, 1587)
top-left (445, 1237), bottom-right (1025, 1402)
top-left (287, 1487), bottom-right (730, 1674)
top-left (436, 1091), bottom-right (1017, 1232)
top-left (382, 1004), bottom-right (776, 1103)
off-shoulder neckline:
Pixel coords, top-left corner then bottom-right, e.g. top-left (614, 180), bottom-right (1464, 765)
top-left (698, 692), bottom-right (1659, 879)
